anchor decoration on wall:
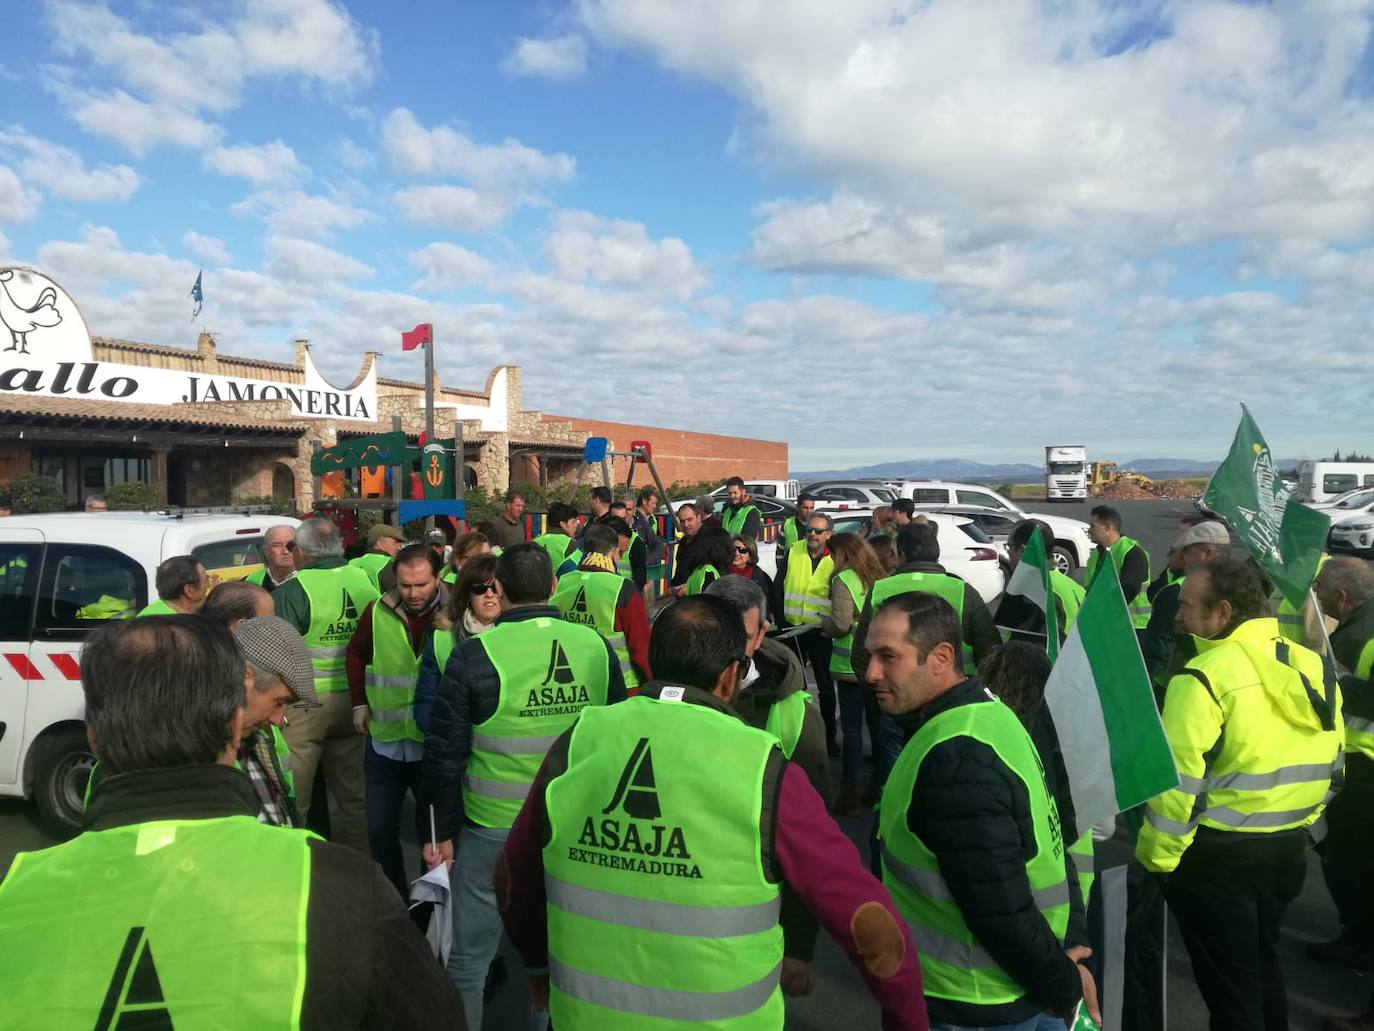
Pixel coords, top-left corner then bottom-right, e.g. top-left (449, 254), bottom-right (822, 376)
top-left (0, 269), bottom-right (62, 354)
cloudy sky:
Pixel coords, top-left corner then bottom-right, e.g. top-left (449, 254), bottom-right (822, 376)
top-left (2, 1), bottom-right (1372, 471)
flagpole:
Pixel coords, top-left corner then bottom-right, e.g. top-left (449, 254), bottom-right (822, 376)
top-left (424, 325), bottom-right (435, 532)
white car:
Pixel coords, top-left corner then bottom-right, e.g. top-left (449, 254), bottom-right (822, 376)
top-left (1309, 487), bottom-right (1374, 513)
top-left (803, 481), bottom-right (899, 510)
top-left (828, 510), bottom-right (1005, 604)
top-left (1328, 502), bottom-right (1374, 557)
top-left (0, 509), bottom-right (299, 834)
top-left (897, 481), bottom-right (1093, 573)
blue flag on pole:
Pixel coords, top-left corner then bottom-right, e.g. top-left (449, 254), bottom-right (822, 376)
top-left (190, 270), bottom-right (203, 320)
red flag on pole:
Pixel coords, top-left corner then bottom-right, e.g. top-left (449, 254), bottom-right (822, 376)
top-left (401, 323), bottom-right (432, 351)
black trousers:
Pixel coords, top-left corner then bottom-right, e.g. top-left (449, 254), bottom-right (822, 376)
top-left (798, 631), bottom-right (836, 745)
top-left (1164, 829), bottom-right (1307, 1031)
top-left (1320, 753), bottom-right (1374, 946)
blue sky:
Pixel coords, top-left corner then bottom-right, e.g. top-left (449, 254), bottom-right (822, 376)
top-left (3, 1), bottom-right (1374, 472)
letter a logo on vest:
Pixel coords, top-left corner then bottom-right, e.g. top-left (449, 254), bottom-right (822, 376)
top-left (96, 926), bottom-right (172, 1029)
top-left (340, 590), bottom-right (358, 621)
top-left (541, 640), bottom-right (576, 686)
top-left (602, 737), bottom-right (661, 820)
top-left (570, 588), bottom-right (588, 616)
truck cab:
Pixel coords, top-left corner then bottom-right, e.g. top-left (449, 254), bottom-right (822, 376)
top-left (1045, 445), bottom-right (1088, 500)
top-left (0, 510), bottom-right (298, 835)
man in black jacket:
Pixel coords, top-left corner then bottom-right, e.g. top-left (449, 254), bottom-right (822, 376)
top-left (0, 615), bottom-right (463, 1028)
top-left (865, 591), bottom-right (1097, 1028)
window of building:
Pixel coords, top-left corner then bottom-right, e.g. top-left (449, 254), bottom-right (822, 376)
top-left (0, 543), bottom-right (40, 641)
top-left (35, 545), bottom-right (147, 634)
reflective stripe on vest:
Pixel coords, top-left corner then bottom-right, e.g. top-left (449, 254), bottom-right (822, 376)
top-left (464, 618), bottom-right (612, 828)
top-left (0, 816), bottom-right (313, 1026)
top-left (879, 694), bottom-right (1068, 1005)
top-left (1347, 714), bottom-right (1374, 759)
top-left (829, 568), bottom-right (866, 677)
top-left (297, 566), bottom-right (378, 693)
top-left (782, 541), bottom-right (834, 626)
top-left (543, 694), bottom-right (783, 1029)
top-left (870, 571), bottom-right (975, 673)
top-left (551, 570), bottom-right (642, 691)
top-left (1086, 537), bottom-right (1151, 629)
top-left (364, 602), bottom-right (425, 743)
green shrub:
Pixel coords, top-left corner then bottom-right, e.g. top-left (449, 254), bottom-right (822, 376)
top-left (1, 474), bottom-right (66, 513)
top-left (105, 482), bottom-right (161, 511)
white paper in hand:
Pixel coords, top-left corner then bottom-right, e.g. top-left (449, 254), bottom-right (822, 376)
top-left (409, 864), bottom-right (453, 966)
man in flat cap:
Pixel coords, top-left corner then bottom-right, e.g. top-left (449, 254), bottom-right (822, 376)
top-left (351, 523), bottom-right (408, 594)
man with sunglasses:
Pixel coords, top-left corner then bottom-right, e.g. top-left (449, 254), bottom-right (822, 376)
top-left (496, 596), bottom-right (928, 1029)
top-left (346, 543), bottom-right (451, 899)
top-left (774, 512), bottom-right (842, 756)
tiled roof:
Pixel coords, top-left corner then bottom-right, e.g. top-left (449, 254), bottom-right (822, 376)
top-left (91, 336), bottom-right (299, 373)
top-left (0, 393), bottom-right (307, 432)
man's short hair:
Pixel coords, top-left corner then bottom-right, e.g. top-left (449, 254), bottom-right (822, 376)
top-left (609, 501), bottom-right (629, 516)
top-left (1319, 556), bottom-right (1374, 609)
top-left (725, 476), bottom-right (745, 490)
top-left (892, 498), bottom-right (915, 517)
top-left (676, 502), bottom-right (699, 517)
top-left (895, 521), bottom-right (940, 563)
top-left (649, 596), bottom-right (746, 689)
top-left (797, 492), bottom-right (815, 505)
top-left (582, 523), bottom-right (621, 555)
top-left (155, 555), bottom-right (203, 601)
top-left (636, 487), bottom-right (657, 506)
top-left (201, 580), bottom-right (270, 625)
top-left (294, 516), bottom-right (344, 561)
top-left (1089, 505), bottom-right (1122, 532)
top-left (876, 591), bottom-right (963, 663)
top-left (496, 542), bottom-right (553, 604)
top-left (82, 616), bottom-right (245, 775)
top-left (84, 494), bottom-right (106, 511)
top-left (395, 542), bottom-right (438, 576)
top-left (504, 487), bottom-right (524, 505)
top-left (548, 501), bottom-right (580, 526)
top-left (705, 573), bottom-right (768, 625)
top-left (808, 512), bottom-right (834, 531)
top-left (1196, 556), bottom-right (1270, 623)
top-left (1009, 519), bottom-right (1055, 556)
top-left (598, 515), bottom-right (632, 541)
top-left (589, 486), bottom-right (613, 506)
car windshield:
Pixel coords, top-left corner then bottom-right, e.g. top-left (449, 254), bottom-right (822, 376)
top-left (872, 488), bottom-right (896, 502)
top-left (1334, 488), bottom-right (1374, 509)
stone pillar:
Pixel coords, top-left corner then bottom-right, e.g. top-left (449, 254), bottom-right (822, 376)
top-left (151, 447), bottom-right (170, 506)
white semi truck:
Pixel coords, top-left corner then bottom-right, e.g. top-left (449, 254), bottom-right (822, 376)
top-left (1044, 445), bottom-right (1088, 500)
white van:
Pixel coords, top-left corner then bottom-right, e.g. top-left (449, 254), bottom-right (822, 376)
top-left (0, 510), bottom-right (298, 835)
top-left (1296, 462), bottom-right (1374, 504)
top-left (708, 479), bottom-right (800, 501)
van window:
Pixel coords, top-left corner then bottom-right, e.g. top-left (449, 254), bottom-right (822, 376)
top-left (1365, 475), bottom-right (1374, 487)
top-left (873, 488), bottom-right (896, 503)
top-left (747, 484), bottom-right (777, 498)
top-left (909, 488), bottom-right (948, 504)
top-left (0, 543), bottom-right (40, 640)
top-left (36, 545), bottom-right (147, 631)
top-left (956, 489), bottom-right (1004, 509)
top-left (1325, 474), bottom-right (1359, 495)
top-left (192, 538), bottom-right (267, 573)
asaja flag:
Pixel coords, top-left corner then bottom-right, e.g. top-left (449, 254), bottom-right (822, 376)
top-left (1043, 552), bottom-right (1176, 831)
top-left (401, 323), bottom-right (432, 351)
top-left (190, 270), bottom-right (203, 319)
top-left (1003, 526), bottom-right (1057, 661)
top-left (1202, 404), bottom-right (1330, 608)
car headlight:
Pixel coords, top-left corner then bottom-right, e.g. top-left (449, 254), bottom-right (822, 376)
top-left (1348, 522), bottom-right (1374, 531)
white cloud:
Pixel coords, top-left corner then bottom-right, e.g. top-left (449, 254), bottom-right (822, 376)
top-left (542, 210), bottom-right (707, 299)
top-left (0, 165), bottom-right (42, 222)
top-left (203, 140), bottom-right (303, 185)
top-left (0, 228), bottom-right (9, 262)
top-left (70, 90), bottom-right (218, 155)
top-left (263, 235), bottom-right (374, 287)
top-left (0, 131), bottom-right (139, 202)
top-left (231, 190), bottom-right (373, 238)
top-left (381, 108), bottom-right (576, 186)
top-left (182, 231), bottom-right (231, 265)
top-left (410, 243), bottom-right (495, 291)
top-left (334, 137), bottom-right (374, 172)
top-left (502, 36), bottom-right (588, 80)
top-left (234, 0), bottom-right (378, 86)
top-left (393, 185), bottom-right (511, 232)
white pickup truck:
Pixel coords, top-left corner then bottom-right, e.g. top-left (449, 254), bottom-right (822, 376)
top-left (0, 510), bottom-right (297, 834)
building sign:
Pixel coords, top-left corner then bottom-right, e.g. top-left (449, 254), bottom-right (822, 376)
top-left (0, 266), bottom-right (378, 421)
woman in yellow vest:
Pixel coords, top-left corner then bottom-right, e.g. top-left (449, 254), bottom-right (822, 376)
top-left (821, 532), bottom-right (888, 815)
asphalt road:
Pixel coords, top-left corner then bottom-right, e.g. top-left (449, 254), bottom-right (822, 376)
top-left (1, 498), bottom-right (1369, 1028)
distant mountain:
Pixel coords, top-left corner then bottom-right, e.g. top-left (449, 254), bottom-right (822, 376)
top-left (1120, 458), bottom-right (1219, 474)
top-left (793, 459), bottom-right (1043, 483)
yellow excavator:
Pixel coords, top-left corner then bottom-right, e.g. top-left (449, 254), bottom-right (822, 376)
top-left (1088, 461), bottom-right (1153, 496)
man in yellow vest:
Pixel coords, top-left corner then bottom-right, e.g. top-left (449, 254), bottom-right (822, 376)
top-left (419, 543), bottom-right (626, 1029)
top-left (551, 522), bottom-right (651, 692)
top-left (1086, 504), bottom-right (1152, 629)
top-left (0, 615), bottom-right (464, 1026)
top-left (496, 595), bottom-right (928, 1028)
top-left (137, 555), bottom-right (210, 616)
top-left (774, 511), bottom-right (841, 755)
top-left (866, 589), bottom-right (1097, 1027)
top-left (775, 492), bottom-right (817, 568)
top-left (272, 517), bottom-right (379, 853)
top-left (994, 518), bottom-right (1085, 646)
top-left (246, 524), bottom-right (298, 594)
top-left (345, 543), bottom-right (449, 898)
top-left (1310, 556), bottom-right (1374, 975)
top-left (721, 475), bottom-right (764, 539)
top-left (1141, 520), bottom-right (1229, 693)
top-left (1139, 557), bottom-right (1344, 1030)
top-left (348, 522), bottom-right (405, 593)
top-left (606, 502), bottom-right (649, 589)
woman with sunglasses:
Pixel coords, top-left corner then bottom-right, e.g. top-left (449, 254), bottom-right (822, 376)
top-left (820, 532), bottom-right (888, 816)
top-left (413, 554), bottom-right (500, 734)
top-left (729, 533), bottom-right (774, 598)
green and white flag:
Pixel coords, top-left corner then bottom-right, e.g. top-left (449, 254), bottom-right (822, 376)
top-left (1003, 527), bottom-right (1057, 661)
top-left (1202, 404), bottom-right (1330, 608)
top-left (1043, 553), bottom-right (1177, 830)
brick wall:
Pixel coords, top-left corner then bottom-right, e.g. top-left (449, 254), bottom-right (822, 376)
top-left (543, 416), bottom-right (788, 487)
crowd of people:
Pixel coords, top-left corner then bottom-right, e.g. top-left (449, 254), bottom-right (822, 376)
top-left (0, 479), bottom-right (1370, 1031)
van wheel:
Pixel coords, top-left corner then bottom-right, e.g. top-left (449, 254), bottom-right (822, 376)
top-left (1052, 545), bottom-right (1076, 575)
top-left (32, 729), bottom-right (95, 839)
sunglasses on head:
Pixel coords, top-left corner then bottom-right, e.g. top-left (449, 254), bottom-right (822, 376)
top-left (470, 581), bottom-right (498, 596)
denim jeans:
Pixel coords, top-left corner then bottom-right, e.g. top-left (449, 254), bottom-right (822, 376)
top-left (363, 742), bottom-right (425, 899)
top-left (447, 823), bottom-right (547, 1031)
top-left (836, 677), bottom-right (866, 785)
top-left (931, 1015), bottom-right (1066, 1031)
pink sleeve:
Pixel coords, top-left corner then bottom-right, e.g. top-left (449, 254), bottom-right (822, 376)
top-left (773, 762), bottom-right (929, 1031)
